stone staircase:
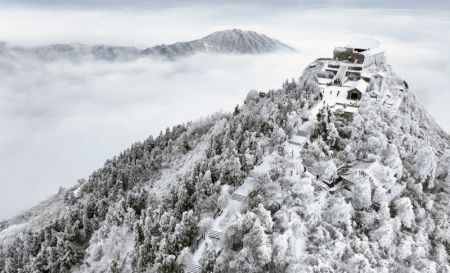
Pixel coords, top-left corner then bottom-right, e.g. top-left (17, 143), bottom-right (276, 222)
top-left (230, 193), bottom-right (247, 202)
top-left (185, 263), bottom-right (200, 273)
top-left (184, 159), bottom-right (268, 273)
top-left (298, 130), bottom-right (309, 137)
top-left (207, 229), bottom-right (222, 240)
top-left (334, 64), bottom-right (348, 84)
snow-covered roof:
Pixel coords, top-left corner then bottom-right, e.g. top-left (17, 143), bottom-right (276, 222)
top-left (361, 47), bottom-right (385, 57)
top-left (350, 160), bottom-right (380, 172)
top-left (289, 135), bottom-right (307, 146)
top-left (360, 73), bottom-right (373, 79)
top-left (339, 160), bottom-right (404, 204)
top-left (332, 103), bottom-right (359, 113)
top-left (346, 37), bottom-right (380, 50)
top-left (350, 79), bottom-right (369, 93)
top-left (340, 160), bottom-right (387, 187)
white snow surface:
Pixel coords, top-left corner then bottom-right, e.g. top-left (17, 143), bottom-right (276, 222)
top-left (192, 154), bottom-right (274, 265)
top-left (73, 225), bottom-right (135, 273)
top-left (0, 193), bottom-right (65, 245)
top-left (153, 118), bottom-right (226, 195)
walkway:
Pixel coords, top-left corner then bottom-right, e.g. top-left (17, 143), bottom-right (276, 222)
top-left (185, 66), bottom-right (367, 272)
top-left (186, 156), bottom-right (274, 273)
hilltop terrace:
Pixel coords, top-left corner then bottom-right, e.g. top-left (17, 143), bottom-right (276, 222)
top-left (312, 38), bottom-right (386, 118)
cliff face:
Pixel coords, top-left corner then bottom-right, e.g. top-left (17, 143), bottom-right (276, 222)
top-left (1, 44), bottom-right (449, 273)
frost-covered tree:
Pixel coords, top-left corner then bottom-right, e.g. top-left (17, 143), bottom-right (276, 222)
top-left (394, 197), bottom-right (415, 229)
top-left (370, 219), bottom-right (395, 250)
top-left (323, 196), bottom-right (353, 231)
top-left (414, 146), bottom-right (437, 190)
top-left (199, 242), bottom-right (217, 273)
top-left (349, 172), bottom-right (372, 209)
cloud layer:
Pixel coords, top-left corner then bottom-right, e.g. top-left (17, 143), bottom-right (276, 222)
top-left (0, 50), bottom-right (305, 219)
top-left (0, 6), bottom-right (449, 219)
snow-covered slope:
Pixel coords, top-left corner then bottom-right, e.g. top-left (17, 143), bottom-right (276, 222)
top-left (1, 42), bottom-right (450, 273)
top-left (0, 29), bottom-right (294, 62)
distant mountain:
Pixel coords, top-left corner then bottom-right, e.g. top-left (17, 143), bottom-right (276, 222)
top-left (142, 29), bottom-right (295, 58)
top-left (0, 29), bottom-right (295, 62)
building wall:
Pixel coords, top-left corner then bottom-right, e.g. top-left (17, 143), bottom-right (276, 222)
top-left (363, 52), bottom-right (385, 68)
top-left (333, 48), bottom-right (365, 64)
top-left (343, 111), bottom-right (354, 120)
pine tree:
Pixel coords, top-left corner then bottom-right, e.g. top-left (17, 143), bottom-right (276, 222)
top-left (199, 242), bottom-right (217, 273)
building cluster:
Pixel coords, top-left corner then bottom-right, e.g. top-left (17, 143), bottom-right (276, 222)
top-left (314, 37), bottom-right (386, 118)
top-left (336, 160), bottom-right (404, 207)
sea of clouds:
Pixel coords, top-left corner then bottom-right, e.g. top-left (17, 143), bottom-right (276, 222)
top-left (0, 6), bottom-right (449, 219)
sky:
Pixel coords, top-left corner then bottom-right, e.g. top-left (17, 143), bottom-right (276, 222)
top-left (0, 1), bottom-right (449, 219)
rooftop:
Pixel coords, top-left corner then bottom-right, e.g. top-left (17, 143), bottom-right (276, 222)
top-left (351, 79), bottom-right (369, 92)
top-left (340, 160), bottom-right (394, 188)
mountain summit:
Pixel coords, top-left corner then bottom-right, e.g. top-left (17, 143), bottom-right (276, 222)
top-left (143, 29), bottom-right (295, 58)
top-left (1, 39), bottom-right (450, 273)
top-left (0, 29), bottom-right (294, 62)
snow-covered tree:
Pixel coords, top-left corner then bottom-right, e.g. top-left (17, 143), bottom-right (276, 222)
top-left (394, 197), bottom-right (415, 229)
top-left (324, 196), bottom-right (353, 231)
top-left (414, 146), bottom-right (437, 189)
top-left (349, 172), bottom-right (372, 209)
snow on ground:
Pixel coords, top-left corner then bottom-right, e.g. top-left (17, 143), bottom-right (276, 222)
top-left (153, 140), bottom-right (207, 193)
top-left (233, 178), bottom-right (255, 198)
top-left (188, 61), bottom-right (395, 271)
top-left (289, 135), bottom-right (308, 146)
top-left (153, 118), bottom-right (227, 194)
top-left (0, 222), bottom-right (29, 245)
top-left (73, 225), bottom-right (135, 273)
top-left (319, 85), bottom-right (356, 109)
top-left (212, 155), bottom-right (274, 231)
top-left (191, 154), bottom-right (274, 265)
top-left (0, 193), bottom-right (64, 245)
top-left (192, 239), bottom-right (208, 264)
top-left (189, 111), bottom-right (321, 270)
top-left (252, 155), bottom-right (274, 174)
top-left (299, 120), bottom-right (313, 131)
top-left (285, 142), bottom-right (302, 159)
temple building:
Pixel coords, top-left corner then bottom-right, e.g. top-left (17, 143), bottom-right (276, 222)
top-left (347, 79), bottom-right (369, 100)
top-left (333, 37), bottom-right (385, 68)
top-left (313, 38), bottom-right (386, 119)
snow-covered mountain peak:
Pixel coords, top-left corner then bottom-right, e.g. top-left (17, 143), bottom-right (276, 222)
top-left (1, 40), bottom-right (450, 273)
top-left (143, 29), bottom-right (295, 58)
top-left (198, 29), bottom-right (295, 53)
top-left (0, 29), bottom-right (295, 62)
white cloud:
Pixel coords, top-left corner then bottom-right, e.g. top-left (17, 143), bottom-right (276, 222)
top-left (0, 51), bottom-right (306, 219)
top-left (0, 6), bottom-right (449, 219)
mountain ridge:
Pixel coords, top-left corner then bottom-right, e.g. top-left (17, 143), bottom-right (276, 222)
top-left (0, 29), bottom-right (295, 62)
top-left (143, 29), bottom-right (295, 58)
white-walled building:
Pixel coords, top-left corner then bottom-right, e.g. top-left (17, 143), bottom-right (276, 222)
top-left (333, 37), bottom-right (385, 68)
